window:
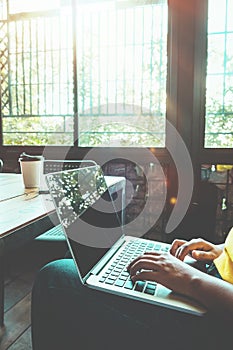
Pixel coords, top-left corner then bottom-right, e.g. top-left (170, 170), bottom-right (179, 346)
top-left (205, 0), bottom-right (233, 148)
top-left (0, 0), bottom-right (168, 147)
top-left (0, 0), bottom-right (74, 145)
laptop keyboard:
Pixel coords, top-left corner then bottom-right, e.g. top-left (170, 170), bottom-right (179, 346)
top-left (99, 239), bottom-right (170, 296)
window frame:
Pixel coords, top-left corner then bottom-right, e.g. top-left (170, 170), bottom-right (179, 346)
top-left (193, 0), bottom-right (233, 164)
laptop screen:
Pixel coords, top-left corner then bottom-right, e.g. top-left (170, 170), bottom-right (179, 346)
top-left (46, 165), bottom-right (123, 279)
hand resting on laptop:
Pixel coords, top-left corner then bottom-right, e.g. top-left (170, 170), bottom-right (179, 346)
top-left (171, 237), bottom-right (224, 270)
top-left (170, 238), bottom-right (224, 262)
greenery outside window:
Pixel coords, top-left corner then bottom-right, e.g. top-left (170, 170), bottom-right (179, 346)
top-left (205, 0), bottom-right (233, 148)
top-left (0, 0), bottom-right (168, 147)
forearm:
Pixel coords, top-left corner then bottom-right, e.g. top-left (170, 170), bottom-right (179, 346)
top-left (188, 271), bottom-right (233, 320)
top-left (128, 251), bottom-right (233, 320)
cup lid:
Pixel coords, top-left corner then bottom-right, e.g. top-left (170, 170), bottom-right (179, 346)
top-left (19, 152), bottom-right (43, 162)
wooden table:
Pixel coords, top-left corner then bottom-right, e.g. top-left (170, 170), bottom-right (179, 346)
top-left (0, 174), bottom-right (58, 240)
top-left (0, 173), bottom-right (126, 326)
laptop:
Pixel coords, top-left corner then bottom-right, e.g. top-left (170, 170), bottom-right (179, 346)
top-left (39, 159), bottom-right (97, 193)
top-left (45, 165), bottom-right (206, 316)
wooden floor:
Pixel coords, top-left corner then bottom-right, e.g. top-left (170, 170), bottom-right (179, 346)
top-left (0, 240), bottom-right (67, 350)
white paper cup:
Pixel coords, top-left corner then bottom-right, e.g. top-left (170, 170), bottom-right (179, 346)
top-left (19, 160), bottom-right (43, 188)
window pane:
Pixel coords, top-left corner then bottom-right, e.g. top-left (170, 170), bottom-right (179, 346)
top-left (0, 0), bottom-right (167, 147)
top-left (0, 0), bottom-right (6, 20)
top-left (205, 0), bottom-right (233, 148)
top-left (8, 0), bottom-right (63, 14)
top-left (1, 4), bottom-right (74, 145)
top-left (77, 0), bottom-right (168, 147)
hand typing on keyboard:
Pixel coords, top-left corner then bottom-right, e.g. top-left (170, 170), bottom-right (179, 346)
top-left (127, 251), bottom-right (206, 298)
top-left (99, 240), bottom-right (160, 295)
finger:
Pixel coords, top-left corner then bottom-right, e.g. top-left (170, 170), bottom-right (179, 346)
top-left (129, 258), bottom-right (161, 277)
top-left (170, 239), bottom-right (187, 256)
top-left (191, 250), bottom-right (215, 262)
top-left (127, 254), bottom-right (144, 270)
top-left (175, 245), bottom-right (187, 260)
top-left (131, 270), bottom-right (158, 283)
top-left (175, 240), bottom-right (210, 261)
top-left (127, 252), bottom-right (160, 270)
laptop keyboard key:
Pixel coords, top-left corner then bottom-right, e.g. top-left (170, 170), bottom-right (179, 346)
top-left (115, 279), bottom-right (125, 287)
top-left (105, 279), bottom-right (115, 285)
top-left (134, 281), bottom-right (145, 292)
top-left (124, 280), bottom-right (134, 290)
top-left (144, 288), bottom-right (155, 295)
top-left (100, 239), bottom-right (169, 294)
